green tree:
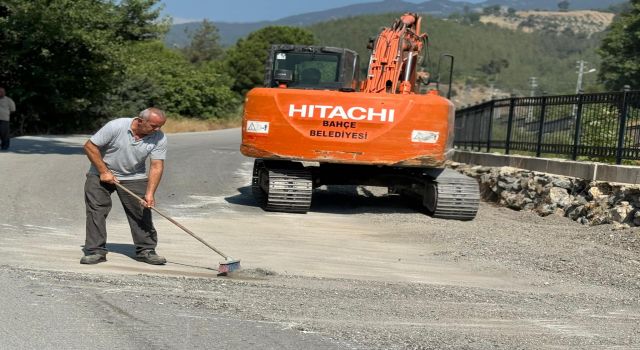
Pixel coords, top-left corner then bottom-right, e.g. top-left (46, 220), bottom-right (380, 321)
top-left (598, 1), bottom-right (640, 91)
top-left (462, 6), bottom-right (480, 24)
top-left (447, 12), bottom-right (462, 21)
top-left (607, 2), bottom-right (632, 14)
top-left (478, 58), bottom-right (510, 75)
top-left (558, 1), bottom-right (570, 12)
top-left (224, 26), bottom-right (315, 95)
top-left (114, 0), bottom-right (169, 41)
top-left (0, 0), bottom-right (167, 133)
top-left (111, 41), bottom-right (238, 118)
top-left (181, 19), bottom-right (224, 64)
top-left (482, 5), bottom-right (502, 16)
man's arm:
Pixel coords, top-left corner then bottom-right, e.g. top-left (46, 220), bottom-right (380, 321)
top-left (144, 159), bottom-right (164, 208)
top-left (84, 140), bottom-right (118, 184)
top-left (9, 98), bottom-right (15, 113)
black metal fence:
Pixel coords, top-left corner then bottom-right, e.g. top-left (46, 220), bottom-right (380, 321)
top-left (454, 89), bottom-right (640, 164)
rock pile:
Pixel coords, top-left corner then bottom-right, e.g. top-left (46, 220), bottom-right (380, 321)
top-left (449, 162), bottom-right (640, 229)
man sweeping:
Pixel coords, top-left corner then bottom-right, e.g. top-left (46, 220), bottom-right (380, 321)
top-left (81, 107), bottom-right (168, 265)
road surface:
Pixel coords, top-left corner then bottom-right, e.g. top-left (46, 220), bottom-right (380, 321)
top-left (0, 129), bottom-right (638, 349)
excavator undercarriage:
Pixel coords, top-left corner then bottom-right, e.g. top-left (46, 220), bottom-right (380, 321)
top-left (251, 160), bottom-right (479, 220)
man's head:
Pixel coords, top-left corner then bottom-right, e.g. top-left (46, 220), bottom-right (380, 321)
top-left (136, 107), bottom-right (167, 136)
top-left (0, 87), bottom-right (5, 98)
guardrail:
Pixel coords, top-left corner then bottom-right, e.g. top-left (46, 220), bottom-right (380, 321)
top-left (454, 89), bottom-right (640, 164)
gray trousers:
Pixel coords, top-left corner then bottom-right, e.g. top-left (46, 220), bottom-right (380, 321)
top-left (84, 174), bottom-right (158, 255)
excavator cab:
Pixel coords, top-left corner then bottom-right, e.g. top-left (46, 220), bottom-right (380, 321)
top-left (263, 45), bottom-right (360, 91)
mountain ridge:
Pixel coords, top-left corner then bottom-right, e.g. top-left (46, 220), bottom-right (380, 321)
top-left (165, 0), bottom-right (623, 47)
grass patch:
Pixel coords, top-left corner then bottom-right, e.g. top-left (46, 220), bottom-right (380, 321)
top-left (163, 116), bottom-right (242, 134)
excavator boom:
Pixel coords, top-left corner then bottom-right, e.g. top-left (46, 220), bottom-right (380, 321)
top-left (362, 13), bottom-right (427, 94)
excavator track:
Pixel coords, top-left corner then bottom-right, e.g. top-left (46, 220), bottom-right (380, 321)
top-left (252, 161), bottom-right (313, 213)
top-left (251, 160), bottom-right (266, 204)
top-left (424, 169), bottom-right (479, 221)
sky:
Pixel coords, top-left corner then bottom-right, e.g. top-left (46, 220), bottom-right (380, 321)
top-left (160, 0), bottom-right (485, 24)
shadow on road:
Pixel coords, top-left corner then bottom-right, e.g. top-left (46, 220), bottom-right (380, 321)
top-left (226, 185), bottom-right (421, 215)
top-left (87, 243), bottom-right (220, 270)
top-left (4, 137), bottom-right (85, 155)
top-left (105, 242), bottom-right (137, 259)
top-left (225, 186), bottom-right (260, 208)
top-left (312, 186), bottom-right (420, 214)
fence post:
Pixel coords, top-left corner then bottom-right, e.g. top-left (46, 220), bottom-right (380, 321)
top-left (464, 109), bottom-right (471, 151)
top-left (571, 91), bottom-right (584, 160)
top-left (486, 100), bottom-right (494, 152)
top-left (506, 95), bottom-right (516, 155)
top-left (615, 86), bottom-right (631, 164)
top-left (535, 94), bottom-right (548, 157)
top-left (474, 105), bottom-right (480, 151)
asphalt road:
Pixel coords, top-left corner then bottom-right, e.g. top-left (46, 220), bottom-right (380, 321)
top-left (0, 129), bottom-right (639, 349)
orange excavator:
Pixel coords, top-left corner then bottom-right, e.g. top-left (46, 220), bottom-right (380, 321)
top-left (241, 13), bottom-right (479, 220)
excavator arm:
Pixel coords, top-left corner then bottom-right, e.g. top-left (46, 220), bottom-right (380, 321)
top-left (361, 13), bottom-right (427, 95)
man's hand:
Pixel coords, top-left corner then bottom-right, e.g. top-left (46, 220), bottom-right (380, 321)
top-left (99, 171), bottom-right (119, 184)
top-left (85, 141), bottom-right (118, 184)
top-left (145, 159), bottom-right (163, 209)
top-left (143, 193), bottom-right (155, 208)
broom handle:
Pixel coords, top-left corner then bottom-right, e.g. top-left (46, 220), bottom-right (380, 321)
top-left (115, 182), bottom-right (228, 259)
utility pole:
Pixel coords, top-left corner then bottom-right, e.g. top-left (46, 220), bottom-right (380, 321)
top-left (527, 77), bottom-right (538, 121)
top-left (575, 60), bottom-right (596, 94)
top-left (574, 60), bottom-right (596, 117)
top-left (576, 60), bottom-right (585, 94)
top-left (528, 77), bottom-right (538, 97)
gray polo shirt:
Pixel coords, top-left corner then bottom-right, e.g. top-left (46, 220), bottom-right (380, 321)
top-left (0, 96), bottom-right (16, 121)
top-left (88, 118), bottom-right (167, 180)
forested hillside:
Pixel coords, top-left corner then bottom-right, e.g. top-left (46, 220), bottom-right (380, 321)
top-left (169, 11), bottom-right (608, 99)
top-left (309, 13), bottom-right (604, 97)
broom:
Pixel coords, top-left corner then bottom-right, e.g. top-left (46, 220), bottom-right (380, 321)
top-left (115, 182), bottom-right (241, 274)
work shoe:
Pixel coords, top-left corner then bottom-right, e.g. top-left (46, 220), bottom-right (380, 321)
top-left (80, 253), bottom-right (106, 265)
top-left (136, 250), bottom-right (166, 265)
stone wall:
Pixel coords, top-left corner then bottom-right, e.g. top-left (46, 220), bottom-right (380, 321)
top-left (449, 162), bottom-right (640, 230)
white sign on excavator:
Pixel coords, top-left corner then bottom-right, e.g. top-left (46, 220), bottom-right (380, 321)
top-left (246, 121), bottom-right (270, 134)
